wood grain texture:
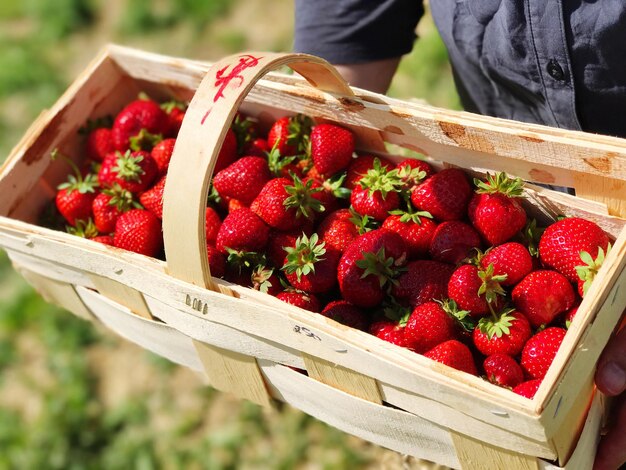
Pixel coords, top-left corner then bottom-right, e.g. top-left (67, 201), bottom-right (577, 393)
top-left (573, 173), bottom-right (626, 218)
top-left (90, 274), bottom-right (153, 319)
top-left (193, 340), bottom-right (273, 408)
top-left (451, 432), bottom-right (540, 470)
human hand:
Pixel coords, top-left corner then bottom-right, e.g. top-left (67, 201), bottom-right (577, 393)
top-left (593, 325), bottom-right (626, 470)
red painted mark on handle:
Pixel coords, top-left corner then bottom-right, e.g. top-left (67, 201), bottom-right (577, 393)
top-left (213, 54), bottom-right (263, 103)
top-left (200, 108), bottom-right (212, 125)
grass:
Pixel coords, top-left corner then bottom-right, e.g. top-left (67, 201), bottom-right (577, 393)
top-left (0, 1), bottom-right (458, 468)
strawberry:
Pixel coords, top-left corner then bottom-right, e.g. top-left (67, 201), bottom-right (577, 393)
top-left (267, 115), bottom-right (312, 157)
top-left (151, 138), bottom-right (176, 176)
top-left (468, 172), bottom-right (527, 245)
top-left (113, 209), bottom-right (163, 257)
top-left (243, 138), bottom-right (270, 157)
top-left (92, 235), bottom-right (115, 246)
top-left (521, 327), bottom-right (567, 380)
top-left (139, 176), bottom-right (166, 219)
top-left (404, 301), bottom-right (457, 354)
top-left (213, 156), bottom-right (272, 205)
top-left (423, 340), bottom-right (478, 376)
top-left (396, 158), bottom-right (433, 180)
top-left (53, 150), bottom-right (99, 226)
top-left (266, 229), bottom-right (301, 268)
top-left (282, 233), bottom-right (339, 294)
top-left (66, 218), bottom-right (99, 239)
top-left (86, 127), bottom-right (114, 162)
top-left (161, 100), bottom-right (187, 137)
top-left (350, 158), bottom-right (403, 222)
top-left (309, 123), bottom-right (355, 178)
top-left (513, 379), bottom-right (543, 399)
top-left (512, 270), bottom-right (575, 327)
top-left (429, 221), bottom-right (482, 264)
top-left (345, 154), bottom-right (394, 190)
top-left (473, 310), bottom-right (531, 356)
top-left (251, 176), bottom-right (324, 231)
top-left (382, 211), bottom-right (437, 260)
top-left (538, 217), bottom-right (610, 283)
top-left (448, 264), bottom-right (506, 317)
top-left (205, 207), bottom-right (222, 245)
top-left (207, 244), bottom-right (226, 278)
top-left (93, 184), bottom-right (141, 233)
top-left (320, 300), bottom-right (369, 331)
top-left (215, 208), bottom-right (269, 254)
top-left (564, 306), bottom-right (579, 328)
top-left (392, 260), bottom-right (455, 308)
top-left (337, 229), bottom-right (407, 308)
top-left (411, 168), bottom-right (472, 221)
top-left (317, 209), bottom-right (362, 254)
top-left (483, 354), bottom-right (524, 388)
top-left (214, 128), bottom-right (239, 173)
top-left (251, 266), bottom-right (282, 296)
top-left (112, 98), bottom-right (168, 151)
top-left (304, 176), bottom-right (343, 216)
top-left (480, 242), bottom-right (533, 286)
top-left (370, 320), bottom-right (407, 348)
top-left (276, 291), bottom-right (321, 312)
top-left (100, 150), bottom-right (158, 193)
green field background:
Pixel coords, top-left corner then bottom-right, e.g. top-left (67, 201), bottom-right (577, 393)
top-left (0, 1), bottom-right (458, 468)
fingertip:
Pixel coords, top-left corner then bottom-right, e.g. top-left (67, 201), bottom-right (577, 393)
top-left (596, 361), bottom-right (626, 396)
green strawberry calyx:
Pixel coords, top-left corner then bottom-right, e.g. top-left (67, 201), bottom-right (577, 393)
top-left (356, 247), bottom-right (404, 288)
top-left (113, 150), bottom-right (146, 182)
top-left (477, 263), bottom-right (507, 306)
top-left (53, 149), bottom-right (99, 195)
top-left (282, 233), bottom-right (326, 282)
top-left (389, 205), bottom-right (433, 225)
top-left (397, 164), bottom-right (427, 189)
top-left (288, 114), bottom-right (314, 154)
top-left (474, 172), bottom-right (525, 198)
top-left (160, 99), bottom-right (187, 114)
top-left (129, 128), bottom-right (163, 151)
top-left (381, 297), bottom-right (412, 324)
top-left (284, 174), bottom-right (325, 219)
top-left (348, 208), bottom-right (379, 234)
top-left (266, 140), bottom-right (297, 177)
top-left (251, 266), bottom-right (277, 294)
top-left (576, 244), bottom-right (611, 296)
top-left (102, 183), bottom-right (143, 211)
top-left (521, 218), bottom-right (544, 257)
top-left (438, 299), bottom-right (475, 332)
top-left (357, 158), bottom-right (404, 198)
top-left (225, 248), bottom-right (267, 275)
top-left (66, 218), bottom-right (99, 239)
top-left (477, 308), bottom-right (517, 340)
top-left (323, 172), bottom-right (351, 200)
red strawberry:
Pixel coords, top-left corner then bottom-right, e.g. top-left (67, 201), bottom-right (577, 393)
top-left (151, 138), bottom-right (176, 176)
top-left (483, 354), bottom-right (524, 388)
top-left (429, 221), bottom-right (482, 264)
top-left (382, 212), bottom-right (437, 260)
top-left (512, 270), bottom-right (575, 327)
top-left (93, 184), bottom-right (140, 233)
top-left (310, 123), bottom-right (355, 178)
top-left (392, 260), bottom-right (455, 308)
top-left (423, 340), bottom-right (478, 376)
top-left (251, 176), bottom-right (324, 231)
top-left (276, 291), bottom-right (321, 312)
top-left (113, 209), bottom-right (163, 257)
top-left (139, 176), bottom-right (166, 219)
top-left (480, 242), bottom-right (533, 286)
top-left (317, 209), bottom-right (361, 253)
top-left (513, 379), bottom-right (543, 399)
top-left (215, 208), bottom-right (269, 254)
top-left (538, 217), bottom-right (610, 283)
top-left (266, 229), bottom-right (301, 268)
top-left (370, 321), bottom-right (407, 348)
top-left (448, 264), bottom-right (506, 317)
top-left (56, 173), bottom-right (98, 226)
top-left (112, 98), bottom-right (168, 151)
top-left (321, 300), bottom-right (369, 331)
top-left (411, 168), bottom-right (472, 221)
top-left (564, 305), bottom-right (579, 328)
top-left (213, 156), bottom-right (272, 205)
top-left (473, 310), bottom-right (531, 357)
top-left (212, 127), bottom-right (238, 174)
top-left (350, 158), bottom-right (403, 222)
top-left (92, 235), bottom-right (115, 246)
top-left (100, 150), bottom-right (158, 193)
top-left (404, 301), bottom-right (457, 354)
top-left (267, 115), bottom-right (312, 157)
top-left (206, 244), bottom-right (226, 278)
top-left (468, 172), bottom-right (527, 245)
top-left (304, 176), bottom-right (342, 217)
top-left (282, 233), bottom-right (339, 294)
top-left (345, 154), bottom-right (394, 190)
top-left (337, 229), bottom-right (407, 308)
top-left (521, 327), bottom-right (567, 380)
top-left (205, 207), bottom-right (222, 245)
top-left (66, 218), bottom-right (99, 240)
top-left (396, 158), bottom-right (433, 180)
top-left (243, 138), bottom-right (270, 157)
top-left (86, 127), bottom-right (114, 162)
top-left (161, 100), bottom-right (187, 137)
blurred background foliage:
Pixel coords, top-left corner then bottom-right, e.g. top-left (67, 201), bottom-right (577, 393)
top-left (0, 0), bottom-right (458, 468)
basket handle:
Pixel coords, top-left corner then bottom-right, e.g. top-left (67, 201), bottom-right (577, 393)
top-left (162, 52), bottom-right (367, 290)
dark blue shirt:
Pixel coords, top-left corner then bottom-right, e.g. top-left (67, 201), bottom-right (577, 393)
top-left (294, 0), bottom-right (626, 138)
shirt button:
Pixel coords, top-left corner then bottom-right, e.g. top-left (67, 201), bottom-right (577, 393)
top-left (547, 59), bottom-right (566, 81)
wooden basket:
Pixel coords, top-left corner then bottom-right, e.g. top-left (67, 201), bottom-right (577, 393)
top-left (1, 45), bottom-right (626, 470)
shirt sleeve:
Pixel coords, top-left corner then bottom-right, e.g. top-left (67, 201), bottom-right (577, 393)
top-left (294, 0), bottom-right (424, 64)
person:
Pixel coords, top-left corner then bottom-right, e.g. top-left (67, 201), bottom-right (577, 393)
top-left (294, 2), bottom-right (626, 470)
